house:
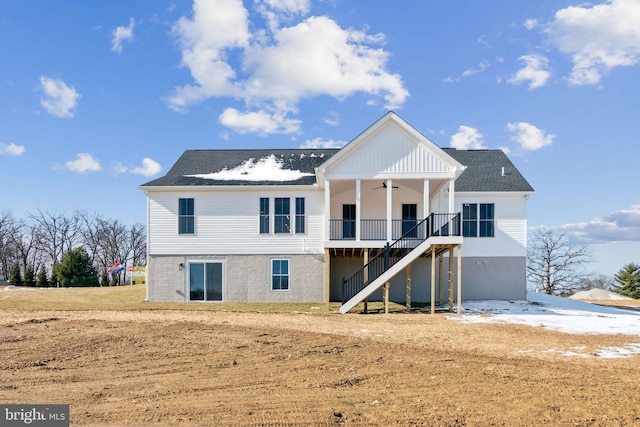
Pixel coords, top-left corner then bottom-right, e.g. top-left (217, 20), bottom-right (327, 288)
top-left (140, 112), bottom-right (534, 313)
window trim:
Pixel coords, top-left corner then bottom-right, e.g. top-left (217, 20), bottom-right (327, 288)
top-left (462, 203), bottom-right (494, 238)
top-left (274, 197), bottom-right (291, 234)
top-left (259, 197), bottom-right (270, 234)
top-left (271, 258), bottom-right (290, 291)
top-left (178, 198), bottom-right (195, 235)
top-left (295, 197), bottom-right (305, 234)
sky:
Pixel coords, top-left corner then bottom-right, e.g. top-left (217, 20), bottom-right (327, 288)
top-left (0, 0), bottom-right (639, 277)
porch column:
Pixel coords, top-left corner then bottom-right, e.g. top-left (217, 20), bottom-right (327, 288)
top-left (423, 179), bottom-right (430, 218)
top-left (386, 179), bottom-right (393, 241)
top-left (355, 179), bottom-right (361, 241)
top-left (324, 179), bottom-right (331, 239)
top-left (448, 179), bottom-right (455, 214)
top-left (324, 248), bottom-right (330, 311)
top-left (457, 245), bottom-right (462, 315)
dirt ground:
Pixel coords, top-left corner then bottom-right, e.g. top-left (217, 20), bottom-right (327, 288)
top-left (1, 309), bottom-right (639, 426)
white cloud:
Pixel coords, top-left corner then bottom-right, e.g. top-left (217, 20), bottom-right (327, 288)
top-left (0, 143), bottom-right (26, 156)
top-left (39, 76), bottom-right (80, 118)
top-left (524, 19), bottom-right (538, 30)
top-left (131, 157), bottom-right (162, 177)
top-left (461, 60), bottom-right (489, 77)
top-left (111, 17), bottom-right (135, 53)
top-left (300, 137), bottom-right (346, 148)
top-left (506, 122), bottom-right (554, 150)
top-left (450, 125), bottom-right (486, 150)
top-left (544, 0), bottom-right (640, 85)
top-left (323, 111), bottom-right (340, 126)
top-left (169, 0), bottom-right (409, 134)
top-left (556, 205), bottom-right (640, 244)
top-left (65, 153), bottom-right (101, 173)
top-left (508, 54), bottom-right (551, 89)
top-left (219, 108), bottom-right (301, 135)
top-left (255, 0), bottom-right (310, 32)
top-left (113, 158), bottom-right (162, 177)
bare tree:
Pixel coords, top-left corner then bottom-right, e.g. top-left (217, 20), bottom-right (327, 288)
top-left (0, 210), bottom-right (19, 278)
top-left (527, 228), bottom-right (592, 296)
top-left (10, 219), bottom-right (41, 276)
top-left (31, 210), bottom-right (83, 266)
top-left (127, 223), bottom-right (147, 267)
top-left (574, 274), bottom-right (615, 292)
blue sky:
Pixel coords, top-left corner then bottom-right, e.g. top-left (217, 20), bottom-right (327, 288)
top-left (1, 0), bottom-right (639, 276)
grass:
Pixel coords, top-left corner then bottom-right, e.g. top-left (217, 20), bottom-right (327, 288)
top-left (0, 284), bottom-right (355, 313)
top-left (0, 284), bottom-right (461, 314)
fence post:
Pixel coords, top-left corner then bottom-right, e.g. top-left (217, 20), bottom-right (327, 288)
top-left (341, 277), bottom-right (346, 304)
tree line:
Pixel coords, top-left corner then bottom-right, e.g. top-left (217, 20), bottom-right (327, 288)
top-left (527, 228), bottom-right (640, 299)
top-left (0, 209), bottom-right (146, 287)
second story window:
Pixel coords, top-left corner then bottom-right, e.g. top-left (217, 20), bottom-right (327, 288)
top-left (259, 198), bottom-right (269, 234)
top-left (178, 198), bottom-right (194, 234)
top-left (463, 203), bottom-right (494, 238)
top-left (295, 197), bottom-right (305, 234)
top-left (274, 198), bottom-right (290, 233)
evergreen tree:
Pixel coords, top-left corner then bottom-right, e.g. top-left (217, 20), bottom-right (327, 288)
top-left (24, 265), bottom-right (35, 287)
top-left (36, 265), bottom-right (48, 288)
top-left (53, 247), bottom-right (100, 287)
top-left (9, 262), bottom-right (22, 286)
top-left (49, 268), bottom-right (59, 287)
top-left (613, 263), bottom-right (640, 299)
top-left (100, 269), bottom-right (109, 287)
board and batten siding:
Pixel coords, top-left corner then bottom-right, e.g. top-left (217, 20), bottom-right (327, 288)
top-left (456, 194), bottom-right (528, 258)
top-left (147, 189), bottom-right (325, 255)
top-left (325, 123), bottom-right (456, 179)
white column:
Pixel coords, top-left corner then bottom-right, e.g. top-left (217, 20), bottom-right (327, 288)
top-left (423, 179), bottom-right (430, 219)
top-left (386, 179), bottom-right (393, 241)
top-left (324, 179), bottom-right (331, 240)
top-left (448, 179), bottom-right (455, 213)
top-left (355, 179), bottom-right (361, 241)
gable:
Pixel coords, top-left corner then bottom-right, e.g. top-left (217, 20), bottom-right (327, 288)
top-left (319, 112), bottom-right (464, 180)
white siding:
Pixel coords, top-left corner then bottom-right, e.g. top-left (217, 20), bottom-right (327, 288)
top-left (326, 123), bottom-right (455, 179)
top-left (456, 194), bottom-right (529, 257)
top-left (147, 189), bottom-right (325, 255)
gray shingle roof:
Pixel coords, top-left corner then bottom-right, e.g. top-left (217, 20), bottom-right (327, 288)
top-left (141, 149), bottom-right (341, 187)
top-left (142, 147), bottom-right (533, 193)
top-left (444, 148), bottom-right (534, 192)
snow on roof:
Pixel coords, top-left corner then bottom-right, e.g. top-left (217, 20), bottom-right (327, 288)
top-left (451, 291), bottom-right (640, 358)
top-left (186, 154), bottom-right (314, 182)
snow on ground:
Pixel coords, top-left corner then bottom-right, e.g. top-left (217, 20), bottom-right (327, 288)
top-left (451, 291), bottom-right (640, 358)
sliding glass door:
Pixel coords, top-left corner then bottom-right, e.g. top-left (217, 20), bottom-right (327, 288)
top-left (189, 261), bottom-right (223, 301)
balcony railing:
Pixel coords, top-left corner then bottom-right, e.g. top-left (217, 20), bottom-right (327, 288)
top-left (329, 215), bottom-right (460, 241)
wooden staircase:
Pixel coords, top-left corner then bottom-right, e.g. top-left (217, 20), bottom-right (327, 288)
top-left (339, 213), bottom-right (461, 314)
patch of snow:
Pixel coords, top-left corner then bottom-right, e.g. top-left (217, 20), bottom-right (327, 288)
top-left (569, 288), bottom-right (633, 301)
top-left (454, 291), bottom-right (640, 336)
top-left (187, 155), bottom-right (313, 181)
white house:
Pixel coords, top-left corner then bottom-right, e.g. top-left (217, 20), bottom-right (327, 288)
top-left (140, 112), bottom-right (534, 313)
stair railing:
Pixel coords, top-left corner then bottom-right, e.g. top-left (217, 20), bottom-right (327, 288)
top-left (341, 213), bottom-right (460, 304)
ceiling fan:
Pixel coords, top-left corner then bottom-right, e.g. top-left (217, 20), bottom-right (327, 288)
top-left (373, 181), bottom-right (399, 190)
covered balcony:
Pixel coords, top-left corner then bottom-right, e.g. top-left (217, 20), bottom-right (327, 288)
top-left (324, 177), bottom-right (458, 248)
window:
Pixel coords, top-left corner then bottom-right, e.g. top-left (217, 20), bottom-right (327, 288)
top-left (295, 198), bottom-right (305, 234)
top-left (272, 259), bottom-right (289, 291)
top-left (274, 198), bottom-right (290, 233)
top-left (259, 198), bottom-right (269, 234)
top-left (462, 203), bottom-right (494, 238)
top-left (179, 198), bottom-right (194, 234)
top-left (479, 203), bottom-right (495, 237)
top-left (462, 204), bottom-right (477, 237)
